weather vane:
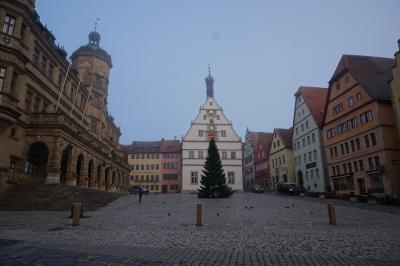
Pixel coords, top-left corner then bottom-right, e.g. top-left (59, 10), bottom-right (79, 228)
top-left (94, 18), bottom-right (100, 32)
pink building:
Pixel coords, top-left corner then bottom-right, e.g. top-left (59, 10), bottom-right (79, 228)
top-left (160, 140), bottom-right (182, 193)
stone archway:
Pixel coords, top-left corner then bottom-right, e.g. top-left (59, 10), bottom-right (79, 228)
top-left (60, 145), bottom-right (73, 185)
top-left (112, 171), bottom-right (116, 190)
top-left (97, 163), bottom-right (102, 189)
top-left (76, 153), bottom-right (84, 187)
top-left (104, 167), bottom-right (110, 190)
top-left (87, 159), bottom-right (94, 188)
top-left (117, 172), bottom-right (121, 189)
top-left (297, 170), bottom-right (304, 187)
top-left (25, 142), bottom-right (49, 183)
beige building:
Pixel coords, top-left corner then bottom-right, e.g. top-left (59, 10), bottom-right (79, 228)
top-left (0, 0), bottom-right (129, 192)
top-left (269, 128), bottom-right (295, 190)
top-left (323, 55), bottom-right (400, 196)
top-left (391, 40), bottom-right (400, 143)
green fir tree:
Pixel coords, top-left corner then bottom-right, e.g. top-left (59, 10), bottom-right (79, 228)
top-left (198, 138), bottom-right (233, 198)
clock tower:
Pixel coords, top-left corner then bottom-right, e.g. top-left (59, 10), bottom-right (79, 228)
top-left (181, 68), bottom-right (243, 192)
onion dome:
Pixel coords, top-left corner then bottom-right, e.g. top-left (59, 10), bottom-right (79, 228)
top-left (71, 31), bottom-right (112, 68)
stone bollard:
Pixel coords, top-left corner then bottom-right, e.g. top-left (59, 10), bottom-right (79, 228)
top-left (70, 203), bottom-right (84, 218)
top-left (196, 203), bottom-right (203, 226)
top-left (327, 203), bottom-right (336, 225)
top-left (72, 203), bottom-right (82, 226)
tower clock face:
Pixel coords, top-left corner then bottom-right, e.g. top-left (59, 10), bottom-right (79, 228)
top-left (209, 125), bottom-right (215, 131)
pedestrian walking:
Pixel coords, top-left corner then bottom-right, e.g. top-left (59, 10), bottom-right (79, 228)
top-left (138, 186), bottom-right (144, 203)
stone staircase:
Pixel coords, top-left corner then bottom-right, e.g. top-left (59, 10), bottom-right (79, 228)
top-left (0, 184), bottom-right (125, 211)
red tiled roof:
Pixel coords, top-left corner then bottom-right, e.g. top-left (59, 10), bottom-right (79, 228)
top-left (295, 86), bottom-right (328, 128)
top-left (274, 127), bottom-right (293, 148)
top-left (160, 140), bottom-right (181, 152)
top-left (330, 55), bottom-right (394, 102)
top-left (128, 141), bottom-right (162, 153)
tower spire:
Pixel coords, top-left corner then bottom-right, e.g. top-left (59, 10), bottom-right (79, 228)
top-left (205, 64), bottom-right (214, 98)
top-left (94, 18), bottom-right (100, 32)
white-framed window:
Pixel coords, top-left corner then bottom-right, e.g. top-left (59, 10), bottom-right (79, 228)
top-left (191, 171), bottom-right (198, 184)
top-left (189, 151), bottom-right (195, 159)
top-left (222, 151), bottom-right (227, 159)
top-left (2, 15), bottom-right (16, 35)
top-left (230, 151), bottom-right (236, 159)
top-left (221, 130), bottom-right (226, 137)
top-left (0, 67), bottom-right (6, 91)
top-left (348, 96), bottom-right (354, 108)
top-left (228, 171), bottom-right (235, 184)
top-left (198, 151), bottom-right (203, 159)
top-left (198, 130), bottom-right (204, 137)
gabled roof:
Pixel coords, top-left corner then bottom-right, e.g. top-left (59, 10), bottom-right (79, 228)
top-left (274, 128), bottom-right (293, 148)
top-left (247, 130), bottom-right (273, 163)
top-left (330, 55), bottom-right (395, 102)
top-left (295, 86), bottom-right (328, 128)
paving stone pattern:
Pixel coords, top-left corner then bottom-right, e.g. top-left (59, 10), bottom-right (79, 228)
top-left (1, 193), bottom-right (400, 265)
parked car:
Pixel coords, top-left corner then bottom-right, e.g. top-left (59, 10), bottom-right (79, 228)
top-left (251, 185), bottom-right (264, 193)
top-left (277, 183), bottom-right (299, 195)
top-left (129, 186), bottom-right (149, 194)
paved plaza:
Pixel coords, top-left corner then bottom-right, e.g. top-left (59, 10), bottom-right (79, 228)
top-left (0, 192), bottom-right (400, 265)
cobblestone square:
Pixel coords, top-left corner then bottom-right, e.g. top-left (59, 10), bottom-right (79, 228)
top-left (1, 192), bottom-right (400, 265)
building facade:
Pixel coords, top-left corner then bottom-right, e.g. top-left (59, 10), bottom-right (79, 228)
top-left (292, 86), bottom-right (328, 192)
top-left (390, 40), bottom-right (400, 143)
top-left (323, 55), bottom-right (400, 196)
top-left (160, 140), bottom-right (181, 193)
top-left (0, 0), bottom-right (129, 192)
top-left (269, 128), bottom-right (295, 190)
top-left (242, 130), bottom-right (255, 191)
top-left (243, 129), bottom-right (273, 191)
top-left (126, 139), bottom-right (182, 193)
top-left (127, 141), bottom-right (162, 193)
top-left (181, 70), bottom-right (243, 192)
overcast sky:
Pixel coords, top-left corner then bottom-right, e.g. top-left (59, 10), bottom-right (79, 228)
top-left (36, 0), bottom-right (399, 144)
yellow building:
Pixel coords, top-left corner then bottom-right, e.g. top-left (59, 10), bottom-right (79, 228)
top-left (391, 39), bottom-right (400, 142)
top-left (126, 141), bottom-right (162, 193)
top-left (269, 128), bottom-right (295, 190)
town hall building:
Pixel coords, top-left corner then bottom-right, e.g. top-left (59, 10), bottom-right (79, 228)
top-left (181, 68), bottom-right (243, 192)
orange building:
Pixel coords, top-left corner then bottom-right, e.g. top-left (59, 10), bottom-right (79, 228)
top-left (323, 55), bottom-right (400, 196)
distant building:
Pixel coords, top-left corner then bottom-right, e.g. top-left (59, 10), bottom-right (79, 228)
top-left (126, 141), bottom-right (161, 193)
top-left (269, 128), bottom-right (295, 190)
top-left (181, 69), bottom-right (243, 192)
top-left (243, 129), bottom-right (273, 191)
top-left (323, 55), bottom-right (400, 196)
top-left (390, 40), bottom-right (400, 144)
top-left (0, 0), bottom-right (128, 192)
top-left (292, 87), bottom-right (328, 192)
top-left (160, 140), bottom-right (182, 193)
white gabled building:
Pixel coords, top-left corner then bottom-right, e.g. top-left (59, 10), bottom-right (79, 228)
top-left (292, 86), bottom-right (328, 192)
top-left (181, 69), bottom-right (243, 192)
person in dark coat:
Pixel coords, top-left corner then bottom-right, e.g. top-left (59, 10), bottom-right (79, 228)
top-left (138, 186), bottom-right (144, 203)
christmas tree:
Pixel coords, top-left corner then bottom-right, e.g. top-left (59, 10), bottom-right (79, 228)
top-left (198, 137), bottom-right (233, 198)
